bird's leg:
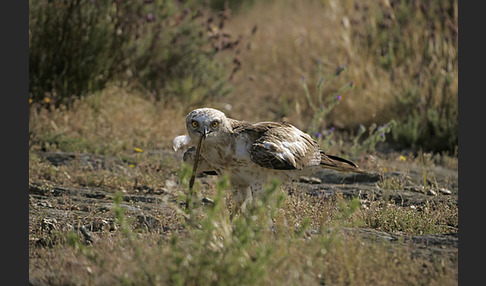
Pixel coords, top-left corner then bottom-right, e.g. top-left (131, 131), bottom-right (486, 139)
top-left (231, 186), bottom-right (252, 219)
top-left (250, 184), bottom-right (265, 202)
top-left (251, 184), bottom-right (276, 230)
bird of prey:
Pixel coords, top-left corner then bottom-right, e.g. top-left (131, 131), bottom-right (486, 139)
top-left (173, 108), bottom-right (364, 213)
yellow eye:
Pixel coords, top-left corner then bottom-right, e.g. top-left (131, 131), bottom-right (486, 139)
top-left (211, 121), bottom-right (218, 128)
top-left (191, 121), bottom-right (198, 128)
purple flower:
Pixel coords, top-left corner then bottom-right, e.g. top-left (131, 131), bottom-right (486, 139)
top-left (301, 76), bottom-right (306, 82)
top-left (380, 133), bottom-right (385, 137)
top-left (349, 81), bottom-right (354, 87)
top-left (335, 64), bottom-right (346, 75)
top-left (147, 13), bottom-right (154, 21)
top-left (314, 132), bottom-right (322, 138)
top-left (330, 127), bottom-right (335, 132)
top-left (335, 94), bottom-right (342, 101)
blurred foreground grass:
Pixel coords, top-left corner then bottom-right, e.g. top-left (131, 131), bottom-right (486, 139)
top-left (29, 160), bottom-right (457, 285)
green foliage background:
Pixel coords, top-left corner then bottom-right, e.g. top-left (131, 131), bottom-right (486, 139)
top-left (29, 0), bottom-right (230, 106)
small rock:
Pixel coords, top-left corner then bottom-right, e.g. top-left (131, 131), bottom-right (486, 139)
top-left (427, 189), bottom-right (437, 196)
top-left (108, 221), bottom-right (117, 231)
top-left (41, 218), bottom-right (58, 232)
top-left (438, 188), bottom-right (452, 195)
top-left (404, 186), bottom-right (425, 193)
top-left (202, 197), bottom-right (215, 205)
top-left (137, 214), bottom-right (161, 232)
top-left (74, 225), bottom-right (97, 244)
top-left (29, 277), bottom-right (49, 286)
top-left (88, 219), bottom-right (111, 232)
top-left (299, 176), bottom-right (322, 184)
top-left (165, 180), bottom-right (177, 189)
top-left (35, 238), bottom-right (50, 248)
top-left (37, 201), bottom-right (53, 208)
top-left (305, 228), bottom-right (319, 236)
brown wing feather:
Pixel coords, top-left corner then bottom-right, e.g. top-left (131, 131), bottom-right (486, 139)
top-left (235, 122), bottom-right (321, 170)
top-left (228, 118), bottom-right (251, 130)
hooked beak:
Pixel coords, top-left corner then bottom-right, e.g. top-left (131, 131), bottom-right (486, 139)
top-left (201, 125), bottom-right (210, 139)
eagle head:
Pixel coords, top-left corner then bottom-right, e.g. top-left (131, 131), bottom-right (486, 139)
top-left (185, 108), bottom-right (229, 141)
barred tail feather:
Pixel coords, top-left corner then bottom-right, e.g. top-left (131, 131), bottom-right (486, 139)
top-left (319, 152), bottom-right (365, 174)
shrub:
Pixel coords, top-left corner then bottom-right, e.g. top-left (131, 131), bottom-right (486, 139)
top-left (29, 0), bottom-right (117, 104)
top-left (207, 0), bottom-right (255, 12)
top-left (29, 0), bottom-right (236, 106)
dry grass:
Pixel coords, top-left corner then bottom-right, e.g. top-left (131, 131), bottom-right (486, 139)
top-left (215, 0), bottom-right (457, 154)
top-left (29, 228), bottom-right (457, 286)
top-left (221, 0), bottom-right (401, 128)
top-left (29, 85), bottom-right (187, 154)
